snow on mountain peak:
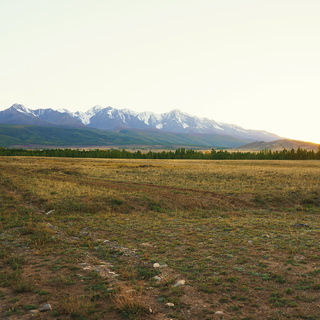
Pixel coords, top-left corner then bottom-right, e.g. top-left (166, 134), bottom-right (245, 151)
top-left (2, 104), bottom-right (281, 141)
top-left (12, 104), bottom-right (34, 116)
top-left (73, 105), bottom-right (105, 125)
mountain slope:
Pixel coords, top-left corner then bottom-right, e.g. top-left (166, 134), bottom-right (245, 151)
top-left (0, 104), bottom-right (85, 128)
top-left (0, 124), bottom-right (251, 148)
top-left (236, 139), bottom-right (320, 151)
top-left (0, 104), bottom-right (281, 142)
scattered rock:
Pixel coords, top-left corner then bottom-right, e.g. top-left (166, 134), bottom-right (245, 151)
top-left (166, 302), bottom-right (174, 307)
top-left (39, 303), bottom-right (52, 312)
top-left (173, 280), bottom-right (185, 287)
top-left (141, 242), bottom-right (153, 247)
top-left (153, 263), bottom-right (161, 268)
top-left (215, 310), bottom-right (224, 315)
top-left (294, 255), bottom-right (305, 261)
top-left (29, 310), bottom-right (40, 314)
top-left (292, 223), bottom-right (310, 228)
top-left (153, 276), bottom-right (161, 281)
top-left (45, 210), bottom-right (54, 215)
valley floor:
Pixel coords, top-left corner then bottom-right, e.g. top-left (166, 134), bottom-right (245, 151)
top-left (0, 157), bottom-right (320, 319)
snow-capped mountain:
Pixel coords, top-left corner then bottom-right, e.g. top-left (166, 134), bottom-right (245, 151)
top-left (0, 104), bottom-right (85, 128)
top-left (0, 104), bottom-right (281, 141)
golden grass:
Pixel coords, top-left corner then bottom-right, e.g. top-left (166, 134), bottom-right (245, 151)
top-left (1, 156), bottom-right (320, 319)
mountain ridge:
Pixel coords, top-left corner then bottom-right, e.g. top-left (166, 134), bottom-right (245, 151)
top-left (236, 139), bottom-right (320, 151)
top-left (0, 104), bottom-right (281, 142)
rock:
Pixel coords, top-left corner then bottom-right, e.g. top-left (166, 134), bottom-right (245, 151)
top-left (160, 264), bottom-right (168, 268)
top-left (45, 210), bottom-right (54, 215)
top-left (103, 240), bottom-right (110, 244)
top-left (166, 302), bottom-right (174, 307)
top-left (39, 303), bottom-right (52, 312)
top-left (29, 310), bottom-right (40, 314)
top-left (173, 280), bottom-right (185, 287)
top-left (247, 240), bottom-right (253, 244)
top-left (153, 276), bottom-right (161, 281)
top-left (153, 263), bottom-right (160, 268)
top-left (294, 255), bottom-right (305, 261)
top-left (215, 310), bottom-right (224, 315)
top-left (292, 223), bottom-right (310, 228)
top-left (141, 242), bottom-right (153, 247)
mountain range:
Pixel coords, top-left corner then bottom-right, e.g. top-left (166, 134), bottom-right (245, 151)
top-left (0, 104), bottom-right (281, 143)
top-left (236, 139), bottom-right (320, 151)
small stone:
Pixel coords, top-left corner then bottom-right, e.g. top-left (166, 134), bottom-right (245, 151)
top-left (166, 302), bottom-right (174, 307)
top-left (218, 216), bottom-right (222, 219)
top-left (215, 311), bottom-right (224, 315)
top-left (29, 310), bottom-right (40, 314)
top-left (153, 276), bottom-right (161, 281)
top-left (173, 280), bottom-right (185, 287)
top-left (149, 307), bottom-right (153, 313)
top-left (247, 240), bottom-right (253, 244)
top-left (153, 263), bottom-right (160, 268)
top-left (141, 242), bottom-right (153, 247)
top-left (45, 210), bottom-right (54, 215)
top-left (292, 223), bottom-right (310, 228)
top-left (39, 303), bottom-right (52, 312)
top-left (103, 240), bottom-right (110, 243)
top-left (160, 264), bottom-right (168, 268)
top-left (80, 263), bottom-right (87, 266)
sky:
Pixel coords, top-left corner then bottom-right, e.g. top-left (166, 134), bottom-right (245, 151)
top-left (0, 0), bottom-right (319, 143)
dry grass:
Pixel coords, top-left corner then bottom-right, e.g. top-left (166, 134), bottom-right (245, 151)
top-left (60, 292), bottom-right (95, 317)
top-left (0, 156), bottom-right (320, 319)
top-left (111, 286), bottom-right (149, 319)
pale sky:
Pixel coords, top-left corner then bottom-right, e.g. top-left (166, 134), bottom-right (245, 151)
top-left (0, 0), bottom-right (319, 143)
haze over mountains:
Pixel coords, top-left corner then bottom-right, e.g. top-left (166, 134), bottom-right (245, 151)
top-left (0, 104), bottom-right (280, 142)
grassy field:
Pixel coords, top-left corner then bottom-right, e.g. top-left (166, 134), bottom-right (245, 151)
top-left (0, 157), bottom-right (320, 320)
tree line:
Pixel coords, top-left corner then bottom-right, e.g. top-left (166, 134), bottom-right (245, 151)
top-left (0, 146), bottom-right (320, 160)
